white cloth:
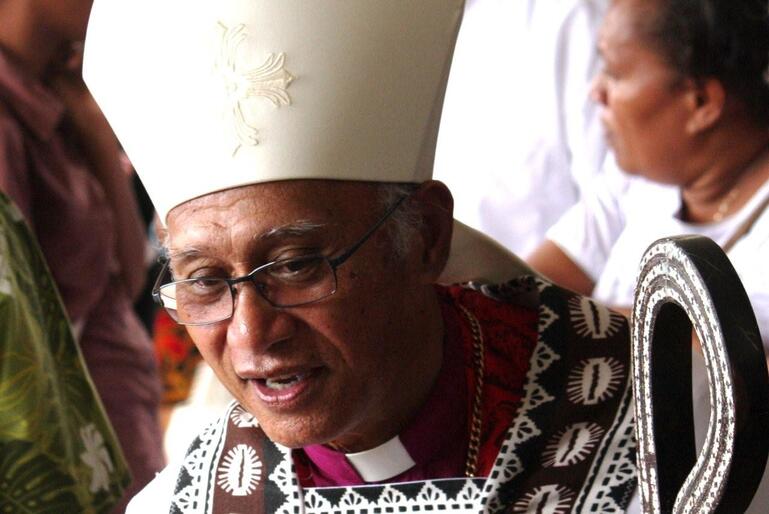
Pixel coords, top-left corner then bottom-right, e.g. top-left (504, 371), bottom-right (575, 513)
top-left (345, 436), bottom-right (415, 483)
top-left (548, 166), bottom-right (769, 347)
top-left (163, 363), bottom-right (234, 463)
top-left (435, 0), bottom-right (609, 256)
top-left (85, 0), bottom-right (532, 288)
top-left (85, 0), bottom-right (464, 221)
top-left (126, 463), bottom-right (180, 513)
top-left (548, 168), bottom-right (769, 513)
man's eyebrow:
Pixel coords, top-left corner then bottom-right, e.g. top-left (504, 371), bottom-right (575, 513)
top-left (165, 247), bottom-right (207, 263)
top-left (255, 220), bottom-right (328, 241)
top-left (164, 221), bottom-right (328, 263)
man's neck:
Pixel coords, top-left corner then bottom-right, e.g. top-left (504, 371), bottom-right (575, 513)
top-left (327, 286), bottom-right (445, 453)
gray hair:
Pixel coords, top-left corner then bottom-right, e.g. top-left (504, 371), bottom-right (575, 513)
top-left (375, 182), bottom-right (423, 259)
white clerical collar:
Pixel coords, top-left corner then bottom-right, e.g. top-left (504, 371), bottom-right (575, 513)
top-left (345, 436), bottom-right (416, 483)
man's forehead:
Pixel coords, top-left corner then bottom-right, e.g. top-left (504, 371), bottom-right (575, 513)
top-left (163, 180), bottom-right (387, 253)
top-left (168, 181), bottom-right (353, 225)
top-left (165, 218), bottom-right (328, 263)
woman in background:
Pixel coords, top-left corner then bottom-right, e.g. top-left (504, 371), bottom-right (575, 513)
top-left (530, 0), bottom-right (769, 340)
top-left (0, 0), bottom-right (164, 510)
top-left (529, 0), bottom-right (769, 510)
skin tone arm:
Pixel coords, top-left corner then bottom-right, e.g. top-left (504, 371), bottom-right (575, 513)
top-left (48, 48), bottom-right (149, 300)
top-left (528, 241), bottom-right (634, 318)
top-left (527, 239), bottom-right (596, 298)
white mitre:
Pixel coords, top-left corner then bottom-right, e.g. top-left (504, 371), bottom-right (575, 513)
top-left (83, 0), bottom-right (533, 284)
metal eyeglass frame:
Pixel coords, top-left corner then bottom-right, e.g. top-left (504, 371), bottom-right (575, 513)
top-left (152, 193), bottom-right (410, 325)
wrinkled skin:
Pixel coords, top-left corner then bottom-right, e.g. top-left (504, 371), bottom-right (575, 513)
top-left (165, 180), bottom-right (453, 451)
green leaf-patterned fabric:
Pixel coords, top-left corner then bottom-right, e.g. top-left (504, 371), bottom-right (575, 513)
top-left (0, 193), bottom-right (130, 513)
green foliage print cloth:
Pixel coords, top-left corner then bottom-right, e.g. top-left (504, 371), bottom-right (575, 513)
top-left (0, 193), bottom-right (130, 513)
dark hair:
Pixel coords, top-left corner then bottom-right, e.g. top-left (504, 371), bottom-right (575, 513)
top-left (641, 0), bottom-right (769, 126)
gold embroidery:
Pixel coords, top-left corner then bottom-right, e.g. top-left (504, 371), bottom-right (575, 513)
top-left (217, 22), bottom-right (294, 156)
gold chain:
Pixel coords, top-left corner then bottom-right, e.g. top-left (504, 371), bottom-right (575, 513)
top-left (458, 303), bottom-right (485, 478)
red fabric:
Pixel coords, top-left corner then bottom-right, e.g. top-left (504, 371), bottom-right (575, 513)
top-left (442, 285), bottom-right (538, 476)
top-left (154, 309), bottom-right (201, 404)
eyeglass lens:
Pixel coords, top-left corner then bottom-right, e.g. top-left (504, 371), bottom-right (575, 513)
top-left (158, 256), bottom-right (338, 325)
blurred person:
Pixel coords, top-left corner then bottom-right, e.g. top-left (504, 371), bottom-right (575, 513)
top-left (529, 0), bottom-right (769, 341)
top-left (435, 0), bottom-right (612, 257)
top-left (84, 1), bottom-right (637, 512)
top-left (528, 0), bottom-right (769, 511)
top-left (0, 0), bottom-right (164, 509)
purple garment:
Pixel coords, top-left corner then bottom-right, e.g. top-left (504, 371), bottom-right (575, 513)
top-left (0, 48), bottom-right (163, 508)
top-left (301, 309), bottom-right (469, 486)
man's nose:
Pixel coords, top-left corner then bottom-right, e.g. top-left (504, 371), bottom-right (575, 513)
top-left (226, 283), bottom-right (293, 353)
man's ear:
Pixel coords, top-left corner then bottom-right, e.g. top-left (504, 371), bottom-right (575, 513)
top-left (685, 77), bottom-right (726, 134)
top-left (411, 180), bottom-right (454, 283)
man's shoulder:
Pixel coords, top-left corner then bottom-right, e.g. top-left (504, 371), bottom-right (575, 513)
top-left (457, 277), bottom-right (635, 512)
top-left (441, 276), bottom-right (630, 351)
top-left (126, 461), bottom-right (182, 513)
top-left (441, 276), bottom-right (544, 311)
top-left (446, 275), bottom-right (624, 311)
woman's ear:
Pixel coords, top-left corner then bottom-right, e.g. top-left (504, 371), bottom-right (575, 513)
top-left (411, 180), bottom-right (454, 283)
top-left (685, 78), bottom-right (726, 134)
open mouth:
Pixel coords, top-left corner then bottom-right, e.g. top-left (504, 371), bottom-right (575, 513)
top-left (262, 372), bottom-right (307, 390)
top-left (251, 368), bottom-right (323, 405)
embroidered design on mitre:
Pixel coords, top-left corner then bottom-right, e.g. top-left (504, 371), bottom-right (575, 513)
top-left (216, 22), bottom-right (294, 156)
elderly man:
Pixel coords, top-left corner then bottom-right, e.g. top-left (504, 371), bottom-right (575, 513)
top-left (84, 0), bottom-right (636, 511)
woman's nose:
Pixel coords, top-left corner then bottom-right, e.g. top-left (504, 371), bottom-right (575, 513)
top-left (590, 71), bottom-right (608, 106)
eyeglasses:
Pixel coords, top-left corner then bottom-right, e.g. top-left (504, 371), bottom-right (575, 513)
top-left (152, 195), bottom-right (409, 326)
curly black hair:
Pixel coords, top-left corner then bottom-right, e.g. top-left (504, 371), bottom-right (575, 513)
top-left (638, 0), bottom-right (769, 125)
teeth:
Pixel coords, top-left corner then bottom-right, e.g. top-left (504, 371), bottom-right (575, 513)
top-left (265, 373), bottom-right (305, 390)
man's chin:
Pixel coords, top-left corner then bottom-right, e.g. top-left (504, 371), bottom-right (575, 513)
top-left (239, 397), bottom-right (348, 449)
top-left (256, 418), bottom-right (341, 449)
